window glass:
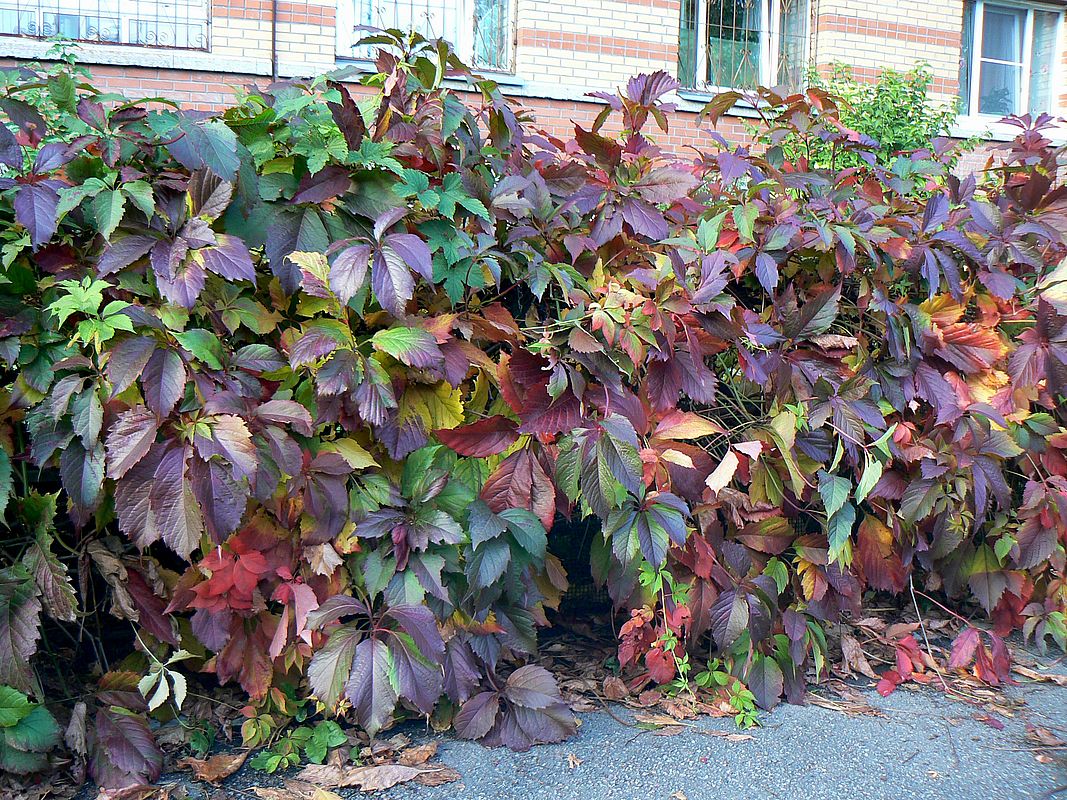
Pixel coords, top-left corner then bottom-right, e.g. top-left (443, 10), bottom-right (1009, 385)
top-left (1029, 10), bottom-right (1058, 114)
top-left (978, 61), bottom-right (1022, 114)
top-left (981, 5), bottom-right (1024, 62)
top-left (776, 0), bottom-right (806, 88)
top-left (705, 0), bottom-right (763, 89)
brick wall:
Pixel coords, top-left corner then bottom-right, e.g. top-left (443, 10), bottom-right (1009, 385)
top-left (0, 0), bottom-right (1065, 153)
top-left (813, 0), bottom-right (964, 106)
top-left (37, 61), bottom-right (748, 147)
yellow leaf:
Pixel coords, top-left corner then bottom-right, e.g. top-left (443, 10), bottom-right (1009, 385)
top-left (705, 450), bottom-right (739, 494)
top-left (323, 438), bottom-right (379, 469)
top-left (400, 382), bottom-right (465, 431)
top-left (660, 449), bottom-right (695, 469)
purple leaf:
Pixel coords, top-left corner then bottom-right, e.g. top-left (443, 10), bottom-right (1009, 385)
top-left (200, 234), bottom-right (256, 282)
top-left (329, 244), bottom-right (371, 305)
top-left (105, 407), bottom-right (158, 480)
top-left (383, 233), bottom-right (432, 281)
top-left (97, 235), bottom-right (156, 277)
top-left (454, 691), bottom-right (500, 741)
top-left (189, 456), bottom-right (247, 543)
top-left (914, 362), bottom-right (961, 426)
top-left (371, 247), bottom-right (415, 318)
top-left (384, 604), bottom-right (444, 661)
top-left (754, 252), bottom-right (779, 293)
top-left (293, 165), bottom-right (352, 204)
top-left (254, 399), bottom-right (313, 436)
top-left (149, 446), bottom-right (203, 559)
top-left (141, 348), bottom-right (186, 417)
top-left (620, 198), bottom-right (667, 240)
top-left (0, 122), bottom-right (20, 169)
top-left (387, 635), bottom-right (443, 714)
top-left (14, 183), bottom-right (59, 250)
top-left (345, 637), bottom-right (397, 736)
top-left (106, 336), bottom-right (156, 397)
top-left (503, 665), bottom-right (563, 709)
top-left (90, 706), bottom-right (163, 789)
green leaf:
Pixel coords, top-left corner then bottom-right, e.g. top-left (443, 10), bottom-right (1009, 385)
top-left (0, 686), bottom-right (31, 728)
top-left (826, 501), bottom-right (856, 567)
top-left (4, 704), bottom-right (59, 751)
top-left (174, 329), bottom-right (224, 370)
top-left (122, 181), bottom-right (155, 220)
top-left (854, 454), bottom-right (882, 504)
top-left (90, 190), bottom-right (126, 240)
top-left (817, 470), bottom-right (850, 519)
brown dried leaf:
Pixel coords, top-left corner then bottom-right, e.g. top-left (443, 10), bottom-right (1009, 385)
top-left (397, 742), bottom-right (437, 766)
top-left (702, 730), bottom-right (755, 742)
top-left (294, 763), bottom-right (447, 792)
top-left (178, 750), bottom-right (249, 784)
top-left (413, 766), bottom-right (460, 787)
top-left (1026, 724), bottom-right (1066, 747)
top-left (602, 676), bottom-right (628, 701)
top-left (885, 622), bottom-right (920, 641)
top-left (841, 633), bottom-right (880, 680)
top-left (1012, 664), bottom-right (1067, 686)
top-left (567, 753), bottom-right (582, 769)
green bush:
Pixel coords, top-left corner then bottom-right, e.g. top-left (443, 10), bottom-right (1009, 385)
top-left (0, 34), bottom-right (1063, 790)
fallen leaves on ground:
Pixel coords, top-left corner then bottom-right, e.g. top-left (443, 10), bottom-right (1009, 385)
top-left (1012, 664), bottom-right (1067, 686)
top-left (294, 761), bottom-right (459, 792)
top-left (396, 742), bottom-right (437, 766)
top-left (177, 750), bottom-right (248, 783)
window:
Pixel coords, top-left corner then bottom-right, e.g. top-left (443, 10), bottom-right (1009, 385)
top-left (337, 0), bottom-right (514, 72)
top-left (960, 0), bottom-right (1063, 116)
top-left (0, 1), bottom-right (209, 50)
top-left (679, 0), bottom-right (809, 92)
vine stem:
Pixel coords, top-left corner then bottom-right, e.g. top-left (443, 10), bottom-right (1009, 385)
top-left (912, 588), bottom-right (974, 627)
top-left (909, 576), bottom-right (949, 693)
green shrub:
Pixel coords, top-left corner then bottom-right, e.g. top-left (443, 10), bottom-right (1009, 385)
top-left (0, 33), bottom-right (1063, 791)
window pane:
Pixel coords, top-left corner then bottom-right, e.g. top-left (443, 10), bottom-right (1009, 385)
top-left (705, 0), bottom-right (762, 88)
top-left (959, 0), bottom-right (975, 112)
top-left (473, 0), bottom-right (510, 70)
top-left (776, 0), bottom-right (807, 90)
top-left (0, 8), bottom-right (35, 35)
top-left (978, 60), bottom-right (1021, 114)
top-left (679, 0), bottom-right (698, 88)
top-left (1029, 10), bottom-right (1058, 113)
top-left (981, 5), bottom-right (1024, 62)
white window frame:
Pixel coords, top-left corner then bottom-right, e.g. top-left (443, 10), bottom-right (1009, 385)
top-left (335, 0), bottom-right (515, 73)
top-left (962, 0), bottom-right (1064, 118)
top-left (686, 0), bottom-right (808, 93)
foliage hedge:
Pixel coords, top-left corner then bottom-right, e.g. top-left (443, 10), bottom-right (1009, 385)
top-left (0, 33), bottom-right (1066, 789)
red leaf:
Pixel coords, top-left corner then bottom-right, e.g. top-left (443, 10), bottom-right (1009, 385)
top-left (644, 646), bottom-right (676, 684)
top-left (857, 514), bottom-right (907, 594)
top-left (948, 626), bottom-right (980, 670)
top-left (480, 448), bottom-right (556, 529)
top-left (435, 415), bottom-right (519, 457)
top-left (876, 669), bottom-right (902, 697)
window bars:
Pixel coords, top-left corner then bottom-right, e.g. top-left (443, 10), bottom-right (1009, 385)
top-left (679, 0), bottom-right (810, 92)
top-left (0, 0), bottom-right (209, 50)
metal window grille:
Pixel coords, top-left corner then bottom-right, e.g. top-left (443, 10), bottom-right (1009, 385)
top-left (679, 0), bottom-right (810, 91)
top-left (338, 0), bottom-right (514, 72)
top-left (0, 0), bottom-right (209, 50)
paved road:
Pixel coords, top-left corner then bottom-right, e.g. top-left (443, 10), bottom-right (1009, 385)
top-left (226, 654), bottom-right (1067, 800)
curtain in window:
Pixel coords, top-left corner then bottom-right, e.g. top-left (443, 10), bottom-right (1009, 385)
top-left (1029, 10), bottom-right (1058, 114)
top-left (978, 4), bottom-right (1025, 114)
